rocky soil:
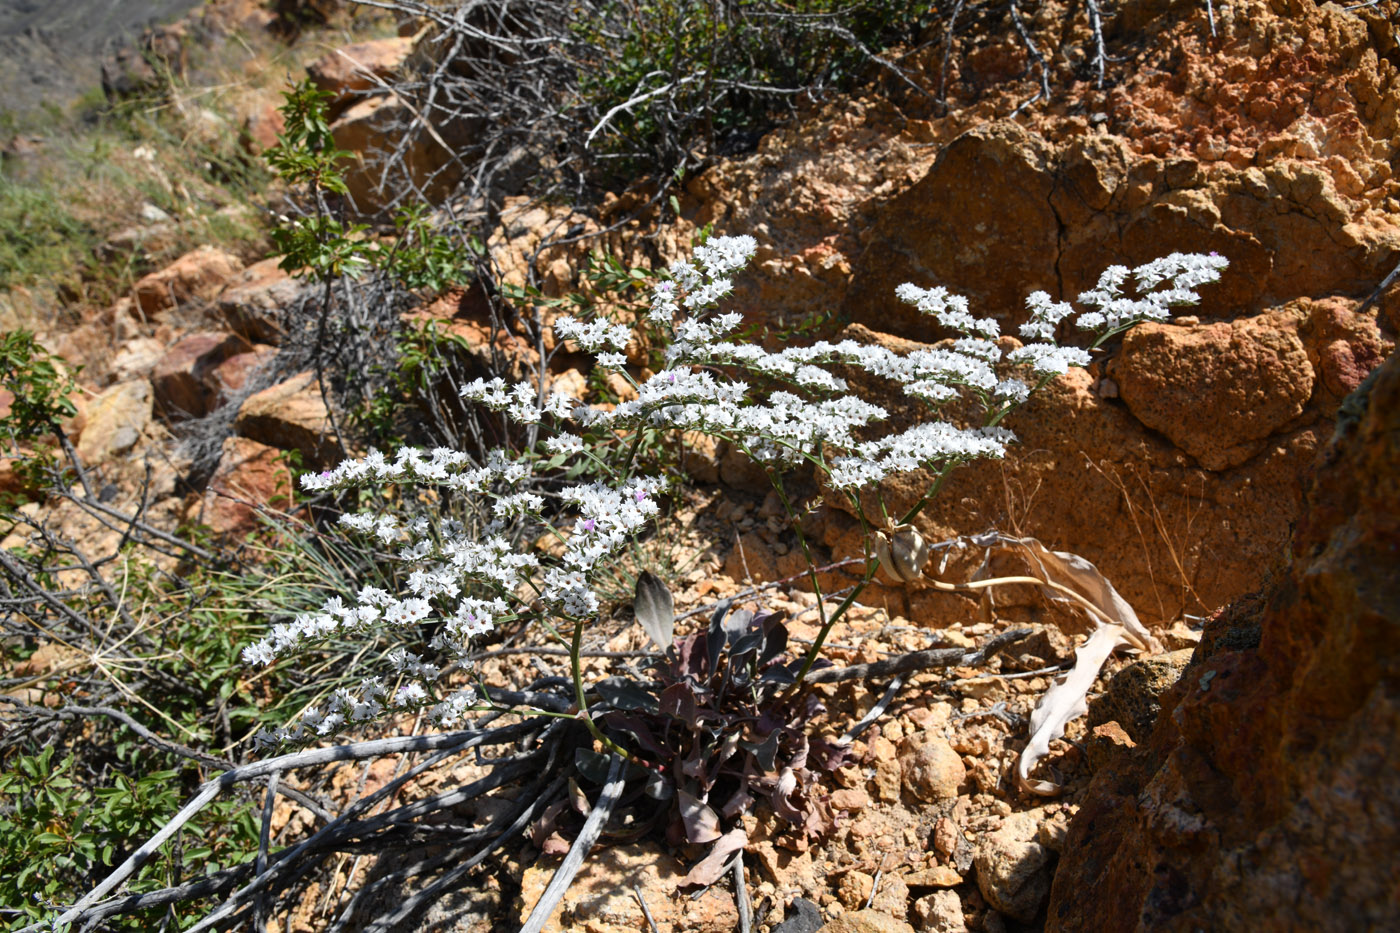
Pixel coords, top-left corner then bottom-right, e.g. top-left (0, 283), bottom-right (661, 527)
top-left (4, 0), bottom-right (1398, 930)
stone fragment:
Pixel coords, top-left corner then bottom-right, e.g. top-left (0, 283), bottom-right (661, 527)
top-left (831, 788), bottom-right (871, 812)
top-left (516, 841), bottom-right (737, 933)
top-left (1086, 649), bottom-right (1194, 743)
top-left (233, 371), bottom-right (338, 468)
top-left (151, 331), bottom-right (254, 421)
top-left (912, 890), bottom-right (967, 933)
top-left (838, 870), bottom-right (875, 910)
top-left (818, 909), bottom-right (916, 933)
top-left (772, 897), bottom-right (823, 933)
top-left (132, 245), bottom-right (244, 318)
top-left (973, 810), bottom-right (1053, 924)
top-left (1084, 721), bottom-right (1137, 772)
top-left (76, 381), bottom-right (151, 464)
top-left (899, 733), bottom-right (967, 802)
top-left (868, 735), bottom-right (902, 803)
top-left (1115, 314), bottom-right (1314, 470)
top-left (905, 865), bottom-right (962, 888)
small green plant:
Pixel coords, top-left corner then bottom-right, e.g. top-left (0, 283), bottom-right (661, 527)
top-left (0, 746), bottom-right (258, 931)
top-left (0, 330), bottom-right (79, 439)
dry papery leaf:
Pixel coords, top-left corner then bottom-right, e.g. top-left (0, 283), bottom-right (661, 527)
top-left (960, 533), bottom-right (1163, 795)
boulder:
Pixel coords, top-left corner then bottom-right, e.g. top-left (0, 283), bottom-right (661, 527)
top-left (216, 257), bottom-right (302, 345)
top-left (898, 733), bottom-right (967, 802)
top-left (517, 841), bottom-right (737, 933)
top-left (973, 810), bottom-right (1053, 924)
top-left (1086, 649), bottom-right (1194, 744)
top-left (233, 371), bottom-right (338, 468)
top-left (132, 246), bottom-right (245, 319)
top-left (76, 381), bottom-right (152, 465)
top-left (150, 332), bottom-right (255, 421)
top-left (1047, 350), bottom-right (1400, 931)
top-left (911, 890), bottom-right (967, 933)
top-left (843, 122), bottom-right (1059, 339)
top-left (1114, 312), bottom-right (1314, 470)
top-left (110, 337), bottom-right (167, 382)
top-left (331, 94), bottom-right (454, 212)
top-left (207, 346), bottom-right (277, 407)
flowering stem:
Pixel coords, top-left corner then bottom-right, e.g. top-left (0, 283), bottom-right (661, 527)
top-left (569, 617), bottom-right (652, 767)
top-left (898, 463), bottom-right (954, 527)
top-left (788, 561), bottom-right (879, 689)
top-left (617, 429), bottom-right (645, 482)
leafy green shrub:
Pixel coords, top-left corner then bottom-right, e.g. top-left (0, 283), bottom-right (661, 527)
top-left (573, 0), bottom-right (935, 167)
top-left (0, 746), bottom-right (258, 932)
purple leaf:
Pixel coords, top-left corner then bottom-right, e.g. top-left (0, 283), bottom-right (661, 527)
top-left (677, 789), bottom-right (722, 844)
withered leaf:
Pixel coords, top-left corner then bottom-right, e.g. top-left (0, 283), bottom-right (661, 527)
top-left (676, 788), bottom-right (722, 844)
top-left (634, 570), bottom-right (675, 650)
top-left (682, 827), bottom-right (747, 887)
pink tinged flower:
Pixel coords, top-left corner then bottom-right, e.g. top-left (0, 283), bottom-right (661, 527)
top-left (634, 490), bottom-right (647, 503)
top-left (581, 518), bottom-right (597, 532)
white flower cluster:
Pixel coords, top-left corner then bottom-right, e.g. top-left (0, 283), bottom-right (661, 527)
top-left (248, 232), bottom-right (1227, 748)
top-left (1075, 252), bottom-right (1230, 334)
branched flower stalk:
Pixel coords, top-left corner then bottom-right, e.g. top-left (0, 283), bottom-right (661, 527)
top-left (242, 235), bottom-right (1227, 752)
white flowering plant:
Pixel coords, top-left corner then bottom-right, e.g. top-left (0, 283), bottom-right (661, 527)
top-left (241, 233), bottom-right (1225, 773)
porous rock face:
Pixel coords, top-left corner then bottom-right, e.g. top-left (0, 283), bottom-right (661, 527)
top-left (675, 0), bottom-right (1398, 623)
top-left (1045, 349), bottom-right (1400, 931)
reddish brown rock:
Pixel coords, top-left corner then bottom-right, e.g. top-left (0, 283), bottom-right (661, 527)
top-left (207, 346), bottom-right (277, 407)
top-left (307, 37), bottom-right (415, 116)
top-left (842, 121), bottom-right (1059, 338)
top-left (239, 101), bottom-right (285, 155)
top-left (1297, 296), bottom-right (1392, 408)
top-left (131, 246), bottom-right (245, 319)
top-left (216, 257), bottom-right (302, 345)
top-left (331, 94), bottom-right (455, 212)
top-left (233, 371), bottom-right (339, 468)
top-left (1047, 350), bottom-right (1400, 931)
top-left (150, 332), bottom-right (254, 421)
top-left (1114, 312), bottom-right (1314, 470)
top-left (197, 436), bottom-right (294, 541)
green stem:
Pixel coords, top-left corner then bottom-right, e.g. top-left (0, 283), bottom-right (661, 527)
top-left (898, 463), bottom-right (955, 527)
top-left (617, 429), bottom-right (645, 482)
top-left (569, 617), bottom-right (649, 766)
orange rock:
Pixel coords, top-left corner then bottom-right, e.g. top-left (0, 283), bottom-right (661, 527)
top-left (150, 331), bottom-right (254, 421)
top-left (307, 37), bottom-right (416, 116)
top-left (197, 436), bottom-right (293, 541)
top-left (132, 245), bottom-right (245, 319)
top-left (216, 257), bottom-right (301, 345)
top-left (233, 371), bottom-right (339, 468)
